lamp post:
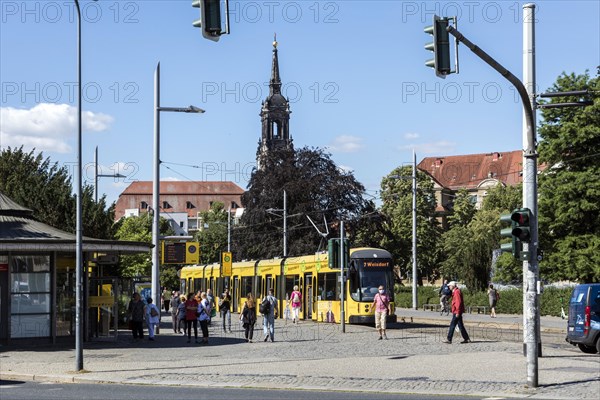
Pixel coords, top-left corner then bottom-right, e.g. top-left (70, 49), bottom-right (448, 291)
top-left (152, 62), bottom-right (205, 312)
top-left (390, 150), bottom-right (418, 310)
top-left (94, 146), bottom-right (125, 203)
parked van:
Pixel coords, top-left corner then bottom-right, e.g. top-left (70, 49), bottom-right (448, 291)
top-left (566, 283), bottom-right (600, 354)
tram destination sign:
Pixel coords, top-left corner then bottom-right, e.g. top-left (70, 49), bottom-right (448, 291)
top-left (362, 260), bottom-right (392, 268)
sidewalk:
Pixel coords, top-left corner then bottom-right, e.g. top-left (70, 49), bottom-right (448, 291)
top-left (1, 311), bottom-right (598, 399)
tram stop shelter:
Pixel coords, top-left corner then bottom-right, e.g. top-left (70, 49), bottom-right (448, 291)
top-left (0, 192), bottom-right (152, 345)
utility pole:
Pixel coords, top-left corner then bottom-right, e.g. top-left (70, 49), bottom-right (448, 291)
top-left (340, 220), bottom-right (345, 333)
top-left (411, 150), bottom-right (418, 310)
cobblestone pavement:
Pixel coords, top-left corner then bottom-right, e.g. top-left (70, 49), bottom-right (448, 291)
top-left (1, 314), bottom-right (598, 399)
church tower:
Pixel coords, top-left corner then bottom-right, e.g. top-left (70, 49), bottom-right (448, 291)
top-left (258, 37), bottom-right (292, 166)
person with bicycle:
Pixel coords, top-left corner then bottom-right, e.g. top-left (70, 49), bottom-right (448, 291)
top-left (439, 280), bottom-right (451, 315)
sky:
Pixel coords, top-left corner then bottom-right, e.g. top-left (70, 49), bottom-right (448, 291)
top-left (1, 0), bottom-right (599, 206)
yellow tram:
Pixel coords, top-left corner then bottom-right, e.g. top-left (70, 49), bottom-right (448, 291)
top-left (179, 247), bottom-right (396, 324)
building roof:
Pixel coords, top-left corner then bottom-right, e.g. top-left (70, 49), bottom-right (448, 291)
top-left (0, 192), bottom-right (151, 253)
top-left (119, 181), bottom-right (245, 196)
top-left (418, 150), bottom-right (524, 190)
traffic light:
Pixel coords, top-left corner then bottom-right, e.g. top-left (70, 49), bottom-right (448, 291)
top-left (192, 0), bottom-right (222, 42)
top-left (328, 238), bottom-right (350, 269)
top-left (424, 15), bottom-right (451, 78)
top-left (499, 208), bottom-right (532, 261)
top-left (500, 213), bottom-right (518, 258)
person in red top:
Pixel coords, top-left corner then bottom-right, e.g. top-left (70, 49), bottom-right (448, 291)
top-left (369, 285), bottom-right (392, 340)
top-left (184, 293), bottom-right (199, 344)
top-left (290, 285), bottom-right (302, 324)
top-left (443, 281), bottom-right (471, 344)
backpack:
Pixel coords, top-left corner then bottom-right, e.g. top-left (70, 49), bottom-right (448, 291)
top-left (291, 292), bottom-right (300, 303)
top-left (442, 285), bottom-right (452, 296)
top-left (150, 306), bottom-right (159, 317)
top-left (259, 298), bottom-right (271, 315)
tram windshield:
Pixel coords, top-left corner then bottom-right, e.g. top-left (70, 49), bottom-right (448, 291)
top-left (349, 258), bottom-right (393, 302)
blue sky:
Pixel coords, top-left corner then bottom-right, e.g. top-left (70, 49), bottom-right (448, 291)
top-left (1, 1), bottom-right (599, 205)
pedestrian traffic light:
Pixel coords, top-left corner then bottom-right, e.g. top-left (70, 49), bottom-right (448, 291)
top-left (500, 212), bottom-right (518, 258)
top-left (424, 15), bottom-right (451, 78)
top-left (192, 0), bottom-right (222, 42)
top-left (511, 208), bottom-right (531, 243)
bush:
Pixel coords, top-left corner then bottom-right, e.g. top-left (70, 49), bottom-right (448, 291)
top-left (394, 285), bottom-right (572, 317)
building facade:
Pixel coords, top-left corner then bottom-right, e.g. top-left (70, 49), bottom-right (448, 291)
top-left (114, 181), bottom-right (245, 234)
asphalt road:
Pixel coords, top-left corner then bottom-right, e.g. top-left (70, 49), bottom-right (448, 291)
top-left (0, 380), bottom-right (490, 400)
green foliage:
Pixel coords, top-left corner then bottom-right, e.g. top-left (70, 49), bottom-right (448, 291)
top-left (481, 184), bottom-right (522, 213)
top-left (394, 286), bottom-right (572, 317)
top-left (380, 168), bottom-right (442, 283)
top-left (447, 188), bottom-right (476, 227)
top-left (113, 215), bottom-right (172, 277)
top-left (194, 201), bottom-right (229, 263)
top-left (235, 146), bottom-right (373, 260)
top-left (0, 147), bottom-right (115, 239)
top-left (160, 266), bottom-right (180, 292)
top-left (538, 71), bottom-right (600, 282)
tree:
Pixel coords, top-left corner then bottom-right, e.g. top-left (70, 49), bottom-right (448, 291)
top-left (537, 71), bottom-right (600, 282)
top-left (380, 167), bottom-right (442, 283)
top-left (481, 184), bottom-right (523, 283)
top-left (113, 215), bottom-right (172, 278)
top-left (194, 201), bottom-right (229, 264)
top-left (447, 188), bottom-right (477, 228)
top-left (0, 146), bottom-right (114, 239)
top-left (234, 147), bottom-right (374, 260)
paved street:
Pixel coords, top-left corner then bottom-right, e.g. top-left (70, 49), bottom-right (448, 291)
top-left (1, 310), bottom-right (598, 399)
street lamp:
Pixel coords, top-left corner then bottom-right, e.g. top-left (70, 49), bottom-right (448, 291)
top-left (94, 146), bottom-right (125, 203)
top-left (152, 62), bottom-right (204, 315)
top-left (390, 150), bottom-right (418, 310)
top-left (74, 0), bottom-right (97, 373)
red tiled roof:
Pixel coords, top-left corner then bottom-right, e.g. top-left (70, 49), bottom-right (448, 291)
top-left (114, 181), bottom-right (245, 220)
top-left (120, 181), bottom-right (245, 195)
top-left (418, 150), bottom-right (523, 190)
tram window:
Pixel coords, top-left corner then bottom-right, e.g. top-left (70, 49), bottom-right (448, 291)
top-left (285, 276), bottom-right (299, 301)
top-left (320, 272), bottom-right (339, 300)
top-left (241, 277), bottom-right (253, 297)
top-left (349, 263), bottom-right (360, 301)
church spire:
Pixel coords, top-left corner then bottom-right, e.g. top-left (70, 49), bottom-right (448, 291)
top-left (270, 33), bottom-right (282, 96)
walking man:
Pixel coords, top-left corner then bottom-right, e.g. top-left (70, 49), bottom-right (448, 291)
top-left (262, 288), bottom-right (277, 342)
top-left (443, 281), bottom-right (471, 344)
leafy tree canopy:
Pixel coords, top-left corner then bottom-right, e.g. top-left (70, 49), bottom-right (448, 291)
top-left (0, 146), bottom-right (114, 239)
top-left (538, 71), bottom-right (600, 282)
top-left (234, 147), bottom-right (373, 260)
top-left (194, 201), bottom-right (229, 264)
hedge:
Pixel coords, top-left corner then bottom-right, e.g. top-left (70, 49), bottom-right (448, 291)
top-left (393, 285), bottom-right (572, 317)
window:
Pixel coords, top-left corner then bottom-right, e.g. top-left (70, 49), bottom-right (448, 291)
top-left (241, 277), bottom-right (253, 298)
top-left (10, 255), bottom-right (51, 338)
top-left (186, 201), bottom-right (195, 209)
top-left (179, 221), bottom-right (184, 228)
top-left (319, 272), bottom-right (339, 300)
top-left (140, 201), bottom-right (148, 209)
top-left (162, 201), bottom-right (171, 209)
top-left (285, 275), bottom-right (300, 301)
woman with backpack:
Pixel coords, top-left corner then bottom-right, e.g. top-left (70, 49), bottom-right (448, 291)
top-left (290, 285), bottom-right (302, 324)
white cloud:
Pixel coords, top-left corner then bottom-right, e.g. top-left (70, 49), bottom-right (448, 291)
top-left (0, 103), bottom-right (113, 154)
top-left (398, 141), bottom-right (456, 154)
top-left (328, 135), bottom-right (364, 153)
top-left (338, 164), bottom-right (354, 173)
top-left (404, 132), bottom-right (420, 140)
top-left (163, 176), bottom-right (182, 181)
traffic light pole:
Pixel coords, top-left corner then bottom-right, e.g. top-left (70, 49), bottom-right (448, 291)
top-left (446, 16), bottom-right (540, 387)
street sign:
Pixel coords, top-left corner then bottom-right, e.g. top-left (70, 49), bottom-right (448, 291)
top-left (222, 251), bottom-right (232, 276)
top-left (162, 241), bottom-right (200, 264)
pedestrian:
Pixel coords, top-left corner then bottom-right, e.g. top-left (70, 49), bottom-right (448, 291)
top-left (488, 284), bottom-right (499, 318)
top-left (128, 292), bottom-right (145, 341)
top-left (261, 288), bottom-right (278, 342)
top-left (177, 294), bottom-right (186, 334)
top-left (170, 291), bottom-right (180, 333)
top-left (145, 297), bottom-right (160, 341)
top-left (206, 288), bottom-right (216, 324)
top-left (240, 293), bottom-right (257, 342)
top-left (184, 292), bottom-right (199, 344)
top-left (443, 281), bottom-right (471, 344)
top-left (290, 285), bottom-right (302, 324)
top-left (369, 285), bottom-right (392, 340)
top-left (439, 279), bottom-right (451, 315)
top-left (162, 287), bottom-right (170, 313)
top-left (197, 292), bottom-right (211, 344)
top-left (219, 288), bottom-right (232, 333)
